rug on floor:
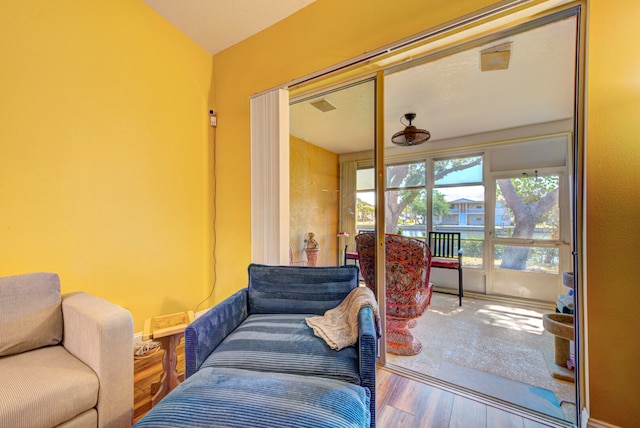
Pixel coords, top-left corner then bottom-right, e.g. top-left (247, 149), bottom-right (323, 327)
top-left (438, 361), bottom-right (564, 419)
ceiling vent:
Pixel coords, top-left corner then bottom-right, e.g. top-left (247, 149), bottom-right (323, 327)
top-left (310, 98), bottom-right (337, 112)
top-left (480, 42), bottom-right (512, 71)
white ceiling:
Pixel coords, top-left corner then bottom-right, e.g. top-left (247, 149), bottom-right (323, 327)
top-left (143, 0), bottom-right (316, 55)
top-left (290, 17), bottom-right (577, 154)
top-left (141, 3), bottom-right (576, 156)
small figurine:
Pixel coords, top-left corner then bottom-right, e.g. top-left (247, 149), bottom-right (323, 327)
top-left (306, 232), bottom-right (319, 249)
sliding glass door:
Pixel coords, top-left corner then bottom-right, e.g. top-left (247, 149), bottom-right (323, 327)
top-left (289, 79), bottom-right (377, 268)
top-left (252, 4), bottom-right (583, 424)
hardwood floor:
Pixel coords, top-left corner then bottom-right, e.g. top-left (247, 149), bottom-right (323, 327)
top-left (133, 342), bottom-right (562, 427)
top-left (376, 368), bottom-right (561, 427)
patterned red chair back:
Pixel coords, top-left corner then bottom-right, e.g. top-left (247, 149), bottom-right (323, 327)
top-left (355, 233), bottom-right (433, 320)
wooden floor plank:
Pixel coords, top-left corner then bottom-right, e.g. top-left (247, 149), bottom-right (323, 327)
top-left (383, 372), bottom-right (410, 406)
top-left (378, 404), bottom-right (417, 427)
top-left (418, 386), bottom-right (455, 428)
top-left (388, 374), bottom-right (432, 416)
top-left (375, 367), bottom-right (393, 406)
top-left (487, 405), bottom-right (525, 428)
top-left (449, 394), bottom-right (486, 428)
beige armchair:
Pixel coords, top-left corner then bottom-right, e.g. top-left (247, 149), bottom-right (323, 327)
top-left (0, 272), bottom-right (133, 427)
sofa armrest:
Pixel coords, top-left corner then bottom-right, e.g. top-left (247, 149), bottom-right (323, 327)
top-left (185, 288), bottom-right (249, 378)
top-left (358, 305), bottom-right (377, 428)
top-left (62, 292), bottom-right (134, 428)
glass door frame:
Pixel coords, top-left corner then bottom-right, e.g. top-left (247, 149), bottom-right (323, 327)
top-left (287, 73), bottom-right (389, 361)
top-left (374, 71), bottom-right (388, 365)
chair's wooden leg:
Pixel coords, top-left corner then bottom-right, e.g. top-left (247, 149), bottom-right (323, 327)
top-left (458, 267), bottom-right (463, 306)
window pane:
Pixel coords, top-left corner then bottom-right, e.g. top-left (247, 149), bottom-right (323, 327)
top-left (387, 162), bottom-right (425, 188)
top-left (434, 156), bottom-right (483, 185)
top-left (494, 245), bottom-right (559, 274)
top-left (432, 185), bottom-right (484, 268)
top-left (356, 168), bottom-right (374, 191)
top-left (385, 189), bottom-right (426, 237)
top-left (495, 175), bottom-right (559, 240)
top-left (356, 191), bottom-right (375, 232)
top-left (432, 185), bottom-right (484, 228)
top-left (461, 239), bottom-right (483, 269)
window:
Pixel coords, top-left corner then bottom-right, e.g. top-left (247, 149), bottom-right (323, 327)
top-left (493, 174), bottom-right (560, 274)
top-left (433, 156), bottom-right (484, 268)
top-left (355, 167), bottom-right (375, 232)
top-left (354, 156), bottom-right (485, 268)
top-left (493, 245), bottom-right (559, 274)
top-left (386, 162), bottom-right (427, 237)
top-left (495, 175), bottom-right (559, 241)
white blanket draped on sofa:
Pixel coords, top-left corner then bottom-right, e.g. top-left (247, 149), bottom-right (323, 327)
top-left (306, 287), bottom-right (380, 351)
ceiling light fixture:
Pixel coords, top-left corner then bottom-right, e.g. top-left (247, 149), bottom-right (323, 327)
top-left (391, 113), bottom-right (431, 146)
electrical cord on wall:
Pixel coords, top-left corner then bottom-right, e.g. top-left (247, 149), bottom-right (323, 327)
top-left (194, 121), bottom-right (217, 315)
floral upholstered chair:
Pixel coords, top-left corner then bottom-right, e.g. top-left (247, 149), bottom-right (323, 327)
top-left (355, 233), bottom-right (433, 355)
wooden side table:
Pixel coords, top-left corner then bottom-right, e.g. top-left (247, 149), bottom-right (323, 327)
top-left (143, 310), bottom-right (194, 407)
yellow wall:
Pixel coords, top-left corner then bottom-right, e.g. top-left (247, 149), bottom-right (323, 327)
top-left (290, 136), bottom-right (339, 266)
top-left (0, 1), bottom-right (213, 331)
top-left (208, 0), bottom-right (499, 300)
top-left (586, 0), bottom-right (640, 425)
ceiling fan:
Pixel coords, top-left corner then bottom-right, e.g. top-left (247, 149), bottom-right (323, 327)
top-left (391, 113), bottom-right (431, 146)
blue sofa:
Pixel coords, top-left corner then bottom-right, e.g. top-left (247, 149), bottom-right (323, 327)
top-left (135, 264), bottom-right (377, 427)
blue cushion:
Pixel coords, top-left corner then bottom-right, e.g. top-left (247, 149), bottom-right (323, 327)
top-left (248, 264), bottom-right (359, 315)
top-left (200, 314), bottom-right (361, 384)
top-left (134, 367), bottom-right (370, 428)
top-left (185, 289), bottom-right (248, 377)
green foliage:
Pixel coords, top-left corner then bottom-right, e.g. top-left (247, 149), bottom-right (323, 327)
top-left (498, 175), bottom-right (559, 204)
top-left (356, 197), bottom-right (374, 223)
top-left (462, 238), bottom-right (483, 258)
top-left (387, 163), bottom-right (425, 188)
top-left (408, 189), bottom-right (426, 215)
top-left (432, 190), bottom-right (450, 217)
top-left (497, 176), bottom-right (559, 238)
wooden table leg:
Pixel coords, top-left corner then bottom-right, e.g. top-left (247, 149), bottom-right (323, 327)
top-left (151, 333), bottom-right (183, 407)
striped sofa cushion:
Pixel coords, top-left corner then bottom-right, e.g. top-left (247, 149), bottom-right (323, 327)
top-left (200, 314), bottom-right (361, 384)
top-left (134, 367), bottom-right (370, 428)
top-left (248, 264), bottom-right (359, 315)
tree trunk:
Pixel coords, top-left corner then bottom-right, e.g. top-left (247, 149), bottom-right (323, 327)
top-left (385, 190), bottom-right (403, 234)
top-left (497, 179), bottom-right (558, 270)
